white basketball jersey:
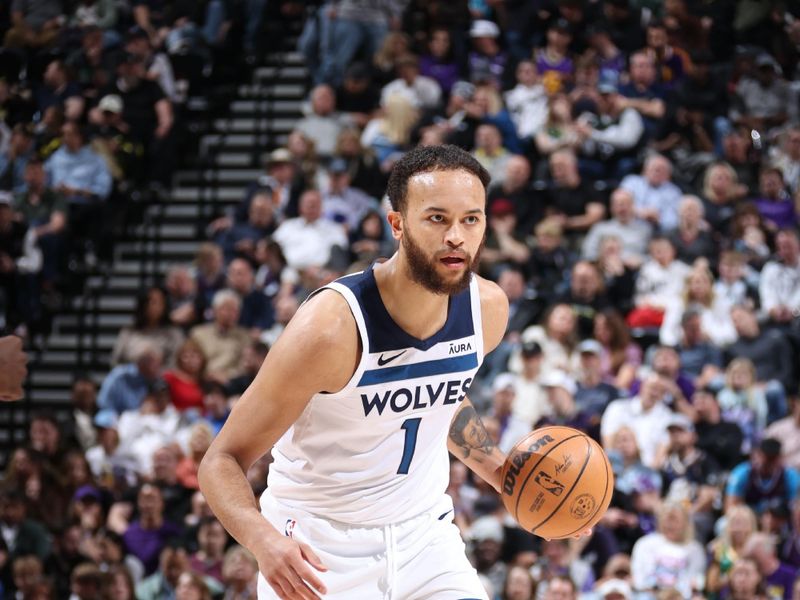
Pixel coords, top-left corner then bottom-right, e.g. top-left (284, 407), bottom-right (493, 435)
top-left (264, 265), bottom-right (484, 525)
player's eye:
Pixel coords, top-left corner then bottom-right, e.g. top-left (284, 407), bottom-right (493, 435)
top-left (464, 215), bottom-right (480, 225)
top-left (430, 214), bottom-right (445, 223)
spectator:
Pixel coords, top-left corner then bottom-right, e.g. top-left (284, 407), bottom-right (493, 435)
top-left (721, 557), bottom-right (767, 600)
top-left (771, 126), bottom-right (800, 195)
top-left (504, 60), bottom-right (548, 141)
top-left (361, 92), bottom-right (419, 171)
top-left (526, 218), bottom-right (573, 298)
top-left (545, 149), bottom-right (606, 238)
top-left (468, 19), bottom-right (508, 90)
top-left (135, 545), bottom-right (189, 598)
top-left (471, 123), bottom-right (511, 185)
top-left (742, 532), bottom-right (797, 600)
top-left (0, 124), bottom-right (34, 194)
top-left (575, 80), bottom-right (644, 180)
top-left (348, 210), bottom-right (395, 265)
top-left (45, 120), bottom-right (112, 201)
top-left (4, 0), bottom-right (64, 49)
top-left (122, 484), bottom-right (182, 575)
top-left (162, 339), bottom-right (206, 414)
top-left (193, 243), bottom-right (226, 318)
top-left (111, 286), bottom-right (185, 367)
top-left (759, 229), bottom-right (800, 326)
top-left (707, 505), bottom-right (758, 596)
top-left (666, 195), bottom-right (716, 266)
top-left (534, 94), bottom-right (581, 159)
top-left (618, 51), bottom-right (667, 132)
top-left (700, 161), bottom-right (748, 236)
top-left (175, 422), bottom-right (212, 490)
top-left (573, 339), bottom-right (622, 433)
top-left (581, 188), bottom-right (651, 266)
top-left (217, 192), bottom-right (276, 264)
top-left (97, 341), bottom-right (163, 415)
top-left (225, 258), bottom-right (273, 334)
top-left (486, 154), bottom-right (541, 238)
top-left (542, 575), bottom-right (577, 600)
top-left (380, 53), bottom-right (441, 110)
top-left (201, 383), bottom-right (230, 436)
top-left (189, 290), bottom-right (249, 384)
top-left (189, 516), bottom-right (228, 585)
top-left (124, 26), bottom-right (177, 102)
top-left (557, 260), bottom-right (610, 340)
top-left (643, 20), bottom-right (689, 88)
top-left (164, 264), bottom-right (201, 328)
top-left (620, 154), bottom-right (683, 232)
top-left (515, 303), bottom-right (578, 379)
top-left (728, 305), bottom-right (795, 396)
top-left (334, 63), bottom-right (380, 130)
top-left (731, 54), bottom-right (791, 135)
top-left (726, 438), bottom-right (800, 514)
top-left (534, 19), bottom-right (574, 95)
top-left (293, 85), bottom-right (351, 159)
top-left (334, 128), bottom-right (386, 200)
top-left (488, 374), bottom-right (529, 454)
top-left (418, 28), bottom-right (460, 98)
top-left (468, 516), bottom-right (507, 595)
top-left (501, 564), bottom-right (536, 600)
top-left (530, 538), bottom-right (595, 594)
top-left (628, 236), bottom-right (690, 329)
top-left (601, 373), bottom-right (672, 468)
top-left (594, 236), bottom-right (638, 316)
top-left (271, 189), bottom-right (349, 272)
top-left (630, 501), bottom-right (706, 598)
top-left (322, 157), bottom-right (379, 231)
top-left (674, 307), bottom-right (724, 387)
top-left (12, 157), bottom-right (67, 289)
top-left (717, 358), bottom-right (769, 454)
top-left (591, 310), bottom-right (642, 392)
top-left (692, 387), bottom-right (745, 472)
top-left (765, 399), bottom-right (800, 472)
top-left (480, 199), bottom-right (530, 278)
top-left (659, 265), bottom-right (737, 348)
top-left (220, 545), bottom-right (259, 599)
top-left (714, 250), bottom-right (754, 310)
top-left (753, 167), bottom-right (797, 231)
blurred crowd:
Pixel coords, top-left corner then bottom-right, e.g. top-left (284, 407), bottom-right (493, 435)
top-left (4, 0), bottom-right (800, 598)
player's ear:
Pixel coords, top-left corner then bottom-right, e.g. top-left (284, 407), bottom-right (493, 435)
top-left (387, 210), bottom-right (403, 241)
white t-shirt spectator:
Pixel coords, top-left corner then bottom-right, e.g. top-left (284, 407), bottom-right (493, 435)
top-left (272, 216), bottom-right (349, 270)
top-left (600, 396), bottom-right (672, 468)
top-left (631, 532), bottom-right (706, 598)
top-left (381, 76), bottom-right (441, 110)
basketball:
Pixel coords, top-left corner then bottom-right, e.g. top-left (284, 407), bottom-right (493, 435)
top-left (500, 426), bottom-right (614, 539)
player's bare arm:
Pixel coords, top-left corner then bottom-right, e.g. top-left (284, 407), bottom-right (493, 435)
top-left (198, 289), bottom-right (359, 600)
top-left (447, 275), bottom-right (509, 493)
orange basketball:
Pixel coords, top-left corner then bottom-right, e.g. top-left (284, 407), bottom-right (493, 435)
top-left (500, 426), bottom-right (614, 539)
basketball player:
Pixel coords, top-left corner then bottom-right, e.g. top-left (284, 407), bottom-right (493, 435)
top-left (0, 336), bottom-right (28, 400)
top-left (199, 145), bottom-right (536, 599)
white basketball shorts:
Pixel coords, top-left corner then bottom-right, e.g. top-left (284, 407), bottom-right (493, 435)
top-left (257, 492), bottom-right (489, 600)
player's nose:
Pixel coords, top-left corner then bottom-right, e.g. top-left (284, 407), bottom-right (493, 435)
top-left (443, 222), bottom-right (465, 247)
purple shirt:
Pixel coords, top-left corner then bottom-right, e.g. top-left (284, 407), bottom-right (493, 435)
top-left (764, 562), bottom-right (797, 600)
top-left (754, 197), bottom-right (797, 230)
top-left (419, 55), bottom-right (460, 95)
top-left (123, 520), bottom-right (183, 574)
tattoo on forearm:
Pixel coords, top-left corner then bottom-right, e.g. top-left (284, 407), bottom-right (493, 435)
top-left (449, 404), bottom-right (495, 460)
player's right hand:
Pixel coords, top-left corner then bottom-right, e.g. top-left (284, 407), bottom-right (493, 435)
top-left (0, 336), bottom-right (27, 401)
top-left (259, 534), bottom-right (328, 599)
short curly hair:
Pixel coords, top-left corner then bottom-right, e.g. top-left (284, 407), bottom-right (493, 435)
top-left (386, 144), bottom-right (491, 213)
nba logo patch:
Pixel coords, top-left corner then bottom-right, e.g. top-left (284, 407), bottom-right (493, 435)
top-left (284, 518), bottom-right (297, 538)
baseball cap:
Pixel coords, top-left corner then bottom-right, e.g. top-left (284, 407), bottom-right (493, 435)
top-left (759, 437), bottom-right (782, 458)
top-left (469, 516), bottom-right (504, 543)
top-left (492, 373), bottom-right (518, 393)
top-left (597, 80), bottom-right (618, 95)
top-left (266, 148), bottom-right (292, 166)
top-left (73, 485), bottom-right (103, 503)
top-left (597, 578), bottom-right (632, 600)
top-left (470, 20), bottom-right (500, 39)
top-left (98, 94), bottom-right (123, 114)
top-left (521, 340), bottom-right (543, 357)
top-left (666, 413), bottom-right (694, 432)
top-left (755, 53), bottom-right (778, 70)
top-left (490, 198), bottom-right (515, 217)
top-left (328, 157), bottom-right (349, 174)
top-left (451, 80), bottom-right (476, 100)
top-left (93, 409), bottom-right (118, 429)
top-left (577, 339), bottom-right (603, 355)
top-left (540, 370), bottom-right (577, 395)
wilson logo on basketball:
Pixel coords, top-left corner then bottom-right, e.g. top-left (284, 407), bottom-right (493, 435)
top-left (534, 471), bottom-right (565, 496)
top-left (502, 434), bottom-right (555, 495)
top-left (570, 494), bottom-right (597, 519)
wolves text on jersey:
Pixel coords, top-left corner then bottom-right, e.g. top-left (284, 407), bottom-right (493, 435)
top-left (361, 378), bottom-right (474, 416)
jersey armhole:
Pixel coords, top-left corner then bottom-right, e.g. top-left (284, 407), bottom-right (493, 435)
top-left (305, 282), bottom-right (369, 396)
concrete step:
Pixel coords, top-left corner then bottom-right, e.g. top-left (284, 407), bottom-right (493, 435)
top-left (230, 99), bottom-right (303, 114)
top-left (237, 83), bottom-right (306, 98)
top-left (253, 66), bottom-right (307, 81)
top-left (173, 187), bottom-right (244, 202)
top-left (213, 117), bottom-right (298, 133)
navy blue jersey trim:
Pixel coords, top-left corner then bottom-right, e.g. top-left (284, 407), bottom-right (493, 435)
top-left (358, 353), bottom-right (478, 386)
top-left (333, 265), bottom-right (475, 353)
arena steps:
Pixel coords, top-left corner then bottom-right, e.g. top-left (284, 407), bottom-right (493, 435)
top-left (17, 19), bottom-right (309, 445)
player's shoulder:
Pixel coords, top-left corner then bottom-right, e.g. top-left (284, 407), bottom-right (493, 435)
top-left (475, 275), bottom-right (509, 353)
top-left (289, 288), bottom-right (358, 345)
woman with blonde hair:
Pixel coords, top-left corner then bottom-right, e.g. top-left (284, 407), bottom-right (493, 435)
top-left (659, 264), bottom-right (737, 347)
top-left (718, 358), bottom-right (768, 453)
top-left (534, 94), bottom-right (579, 157)
top-left (701, 161), bottom-right (748, 233)
top-left (372, 31), bottom-right (411, 85)
top-left (630, 501), bottom-right (706, 598)
top-left (706, 504), bottom-right (758, 596)
top-left (360, 93), bottom-right (419, 171)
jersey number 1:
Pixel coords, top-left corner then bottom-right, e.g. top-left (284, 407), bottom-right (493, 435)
top-left (397, 417), bottom-right (421, 474)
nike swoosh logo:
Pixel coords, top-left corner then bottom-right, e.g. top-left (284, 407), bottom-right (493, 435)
top-left (377, 350), bottom-right (406, 366)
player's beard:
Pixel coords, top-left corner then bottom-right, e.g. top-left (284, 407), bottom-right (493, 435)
top-left (401, 226), bottom-right (483, 296)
